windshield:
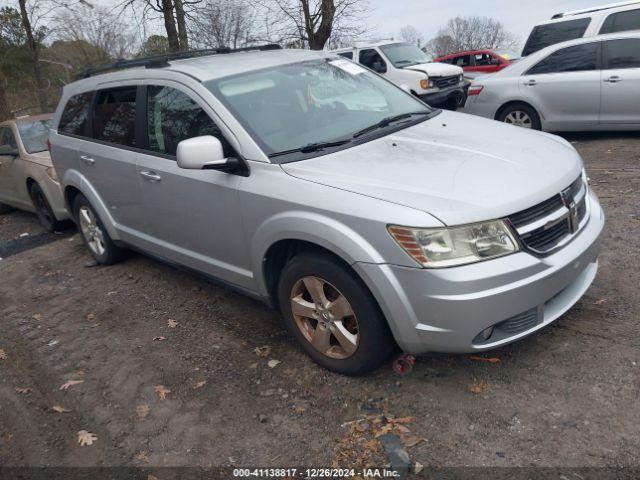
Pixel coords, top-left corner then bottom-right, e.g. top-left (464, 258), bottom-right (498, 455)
top-left (379, 43), bottom-right (431, 68)
top-left (17, 119), bottom-right (51, 154)
top-left (206, 58), bottom-right (434, 161)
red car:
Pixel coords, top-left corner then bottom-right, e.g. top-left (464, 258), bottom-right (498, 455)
top-left (434, 49), bottom-right (520, 75)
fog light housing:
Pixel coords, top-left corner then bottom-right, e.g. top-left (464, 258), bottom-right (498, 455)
top-left (473, 326), bottom-right (494, 344)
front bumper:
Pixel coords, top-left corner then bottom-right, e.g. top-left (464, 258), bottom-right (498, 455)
top-left (354, 189), bottom-right (605, 354)
top-left (419, 83), bottom-right (467, 109)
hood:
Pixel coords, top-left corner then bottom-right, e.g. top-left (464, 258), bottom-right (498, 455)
top-left (24, 150), bottom-right (52, 167)
top-left (281, 111), bottom-right (583, 226)
top-left (405, 62), bottom-right (463, 77)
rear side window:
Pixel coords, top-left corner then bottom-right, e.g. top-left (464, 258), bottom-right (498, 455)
top-left (527, 42), bottom-right (599, 75)
top-left (59, 92), bottom-right (93, 136)
top-left (338, 51), bottom-right (353, 60)
top-left (146, 85), bottom-right (231, 158)
top-left (453, 55), bottom-right (472, 67)
top-left (600, 8), bottom-right (640, 34)
top-left (522, 18), bottom-right (592, 56)
top-left (605, 38), bottom-right (640, 69)
top-left (93, 87), bottom-right (137, 147)
top-left (0, 127), bottom-right (18, 150)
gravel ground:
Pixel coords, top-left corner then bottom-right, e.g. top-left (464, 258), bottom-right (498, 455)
top-left (0, 132), bottom-right (638, 473)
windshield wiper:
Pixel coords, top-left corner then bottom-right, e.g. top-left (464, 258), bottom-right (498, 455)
top-left (352, 112), bottom-right (431, 139)
top-left (269, 139), bottom-right (351, 158)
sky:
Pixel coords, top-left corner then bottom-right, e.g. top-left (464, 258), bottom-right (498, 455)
top-left (365, 0), bottom-right (616, 46)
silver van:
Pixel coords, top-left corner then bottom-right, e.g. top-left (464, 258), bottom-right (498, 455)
top-left (50, 46), bottom-right (604, 374)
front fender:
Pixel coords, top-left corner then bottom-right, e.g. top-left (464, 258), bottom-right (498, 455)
top-left (62, 169), bottom-right (121, 241)
top-left (251, 211), bottom-right (386, 297)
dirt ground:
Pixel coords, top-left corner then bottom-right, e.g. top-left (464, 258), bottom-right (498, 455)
top-left (0, 132), bottom-right (639, 474)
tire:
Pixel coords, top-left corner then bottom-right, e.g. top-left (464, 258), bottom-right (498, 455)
top-left (72, 193), bottom-right (124, 265)
top-left (497, 103), bottom-right (541, 130)
top-left (29, 182), bottom-right (63, 232)
top-left (277, 252), bottom-right (395, 375)
top-left (0, 203), bottom-right (14, 214)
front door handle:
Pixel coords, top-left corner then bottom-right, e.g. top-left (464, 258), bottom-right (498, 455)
top-left (140, 171), bottom-right (162, 182)
top-left (80, 155), bottom-right (95, 165)
top-left (524, 80), bottom-right (537, 86)
top-left (604, 76), bottom-right (622, 83)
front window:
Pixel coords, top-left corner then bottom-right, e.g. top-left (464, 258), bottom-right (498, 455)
top-left (206, 59), bottom-right (436, 162)
top-left (379, 43), bottom-right (430, 68)
top-left (17, 119), bottom-right (52, 154)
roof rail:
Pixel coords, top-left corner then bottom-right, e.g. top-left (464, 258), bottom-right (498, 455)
top-left (551, 0), bottom-right (640, 18)
top-left (77, 44), bottom-right (282, 80)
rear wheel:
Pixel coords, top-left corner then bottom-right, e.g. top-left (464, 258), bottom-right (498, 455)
top-left (277, 252), bottom-right (395, 375)
top-left (498, 103), bottom-right (541, 130)
top-left (73, 194), bottom-right (124, 265)
top-left (29, 182), bottom-right (63, 232)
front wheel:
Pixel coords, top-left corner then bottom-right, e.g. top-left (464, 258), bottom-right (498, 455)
top-left (498, 103), bottom-right (541, 130)
top-left (277, 252), bottom-right (395, 375)
top-left (73, 194), bottom-right (124, 265)
top-left (29, 182), bottom-right (63, 232)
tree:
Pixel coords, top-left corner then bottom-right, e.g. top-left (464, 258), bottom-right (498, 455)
top-left (120, 0), bottom-right (201, 52)
top-left (259, 0), bottom-right (367, 50)
top-left (399, 25), bottom-right (423, 48)
top-left (424, 16), bottom-right (518, 57)
top-left (191, 0), bottom-right (257, 49)
top-left (138, 35), bottom-right (170, 56)
top-left (18, 0), bottom-right (48, 111)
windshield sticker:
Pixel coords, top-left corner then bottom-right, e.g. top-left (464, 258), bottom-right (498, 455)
top-left (330, 59), bottom-right (367, 75)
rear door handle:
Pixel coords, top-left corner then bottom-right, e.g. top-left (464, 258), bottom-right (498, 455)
top-left (604, 76), bottom-right (622, 83)
top-left (140, 171), bottom-right (162, 182)
top-left (524, 80), bottom-right (537, 86)
top-left (80, 155), bottom-right (95, 165)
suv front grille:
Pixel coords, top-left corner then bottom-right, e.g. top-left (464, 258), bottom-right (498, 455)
top-left (507, 175), bottom-right (589, 255)
top-left (433, 75), bottom-right (460, 89)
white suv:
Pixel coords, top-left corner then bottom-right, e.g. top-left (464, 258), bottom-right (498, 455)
top-left (332, 41), bottom-right (467, 110)
top-left (523, 0), bottom-right (640, 56)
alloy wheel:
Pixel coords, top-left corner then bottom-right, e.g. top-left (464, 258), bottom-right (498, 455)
top-left (78, 206), bottom-right (106, 257)
top-left (504, 110), bottom-right (533, 128)
top-left (290, 276), bottom-right (360, 359)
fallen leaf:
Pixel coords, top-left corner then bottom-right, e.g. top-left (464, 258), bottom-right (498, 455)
top-left (155, 385), bottom-right (170, 400)
top-left (414, 462), bottom-right (424, 474)
top-left (167, 319), bottom-right (178, 328)
top-left (15, 387), bottom-right (31, 394)
top-left (388, 416), bottom-right (416, 424)
top-left (293, 406), bottom-right (307, 413)
top-left (60, 379), bottom-right (84, 390)
top-left (75, 369), bottom-right (86, 376)
top-left (373, 423), bottom-right (393, 438)
top-left (594, 299), bottom-right (607, 305)
top-left (0, 349), bottom-right (6, 360)
top-left (136, 404), bottom-right (151, 419)
top-left (153, 336), bottom-right (167, 342)
top-left (32, 314), bottom-right (43, 321)
top-left (47, 340), bottom-right (59, 347)
top-left (192, 380), bottom-right (206, 389)
top-left (86, 313), bottom-right (95, 321)
top-left (249, 362), bottom-right (258, 369)
top-left (106, 291), bottom-right (118, 296)
top-left (469, 382), bottom-right (489, 395)
top-left (254, 345), bottom-right (271, 357)
top-left (135, 451), bottom-right (150, 463)
top-left (148, 475), bottom-right (159, 480)
top-left (470, 355), bottom-right (501, 364)
top-left (267, 359), bottom-right (281, 369)
top-left (52, 405), bottom-right (71, 413)
top-left (77, 430), bottom-right (98, 446)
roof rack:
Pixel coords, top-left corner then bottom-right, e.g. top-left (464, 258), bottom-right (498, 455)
top-left (77, 44), bottom-right (282, 80)
top-left (551, 0), bottom-right (640, 18)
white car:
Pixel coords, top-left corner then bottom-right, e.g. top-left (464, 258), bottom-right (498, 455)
top-left (464, 32), bottom-right (640, 131)
top-left (332, 41), bottom-right (467, 110)
top-left (523, 0), bottom-right (640, 56)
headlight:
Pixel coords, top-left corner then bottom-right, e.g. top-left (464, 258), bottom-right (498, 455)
top-left (459, 74), bottom-right (463, 82)
top-left (46, 166), bottom-right (58, 182)
top-left (420, 78), bottom-right (433, 89)
top-left (388, 220), bottom-right (519, 268)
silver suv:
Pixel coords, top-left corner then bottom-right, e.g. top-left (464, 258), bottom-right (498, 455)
top-left (50, 46), bottom-right (604, 374)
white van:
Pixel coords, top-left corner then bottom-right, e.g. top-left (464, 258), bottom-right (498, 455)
top-left (523, 0), bottom-right (640, 56)
top-left (332, 41), bottom-right (467, 110)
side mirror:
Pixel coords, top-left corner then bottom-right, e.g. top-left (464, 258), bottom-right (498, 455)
top-left (0, 145), bottom-right (19, 157)
top-left (177, 135), bottom-right (241, 173)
